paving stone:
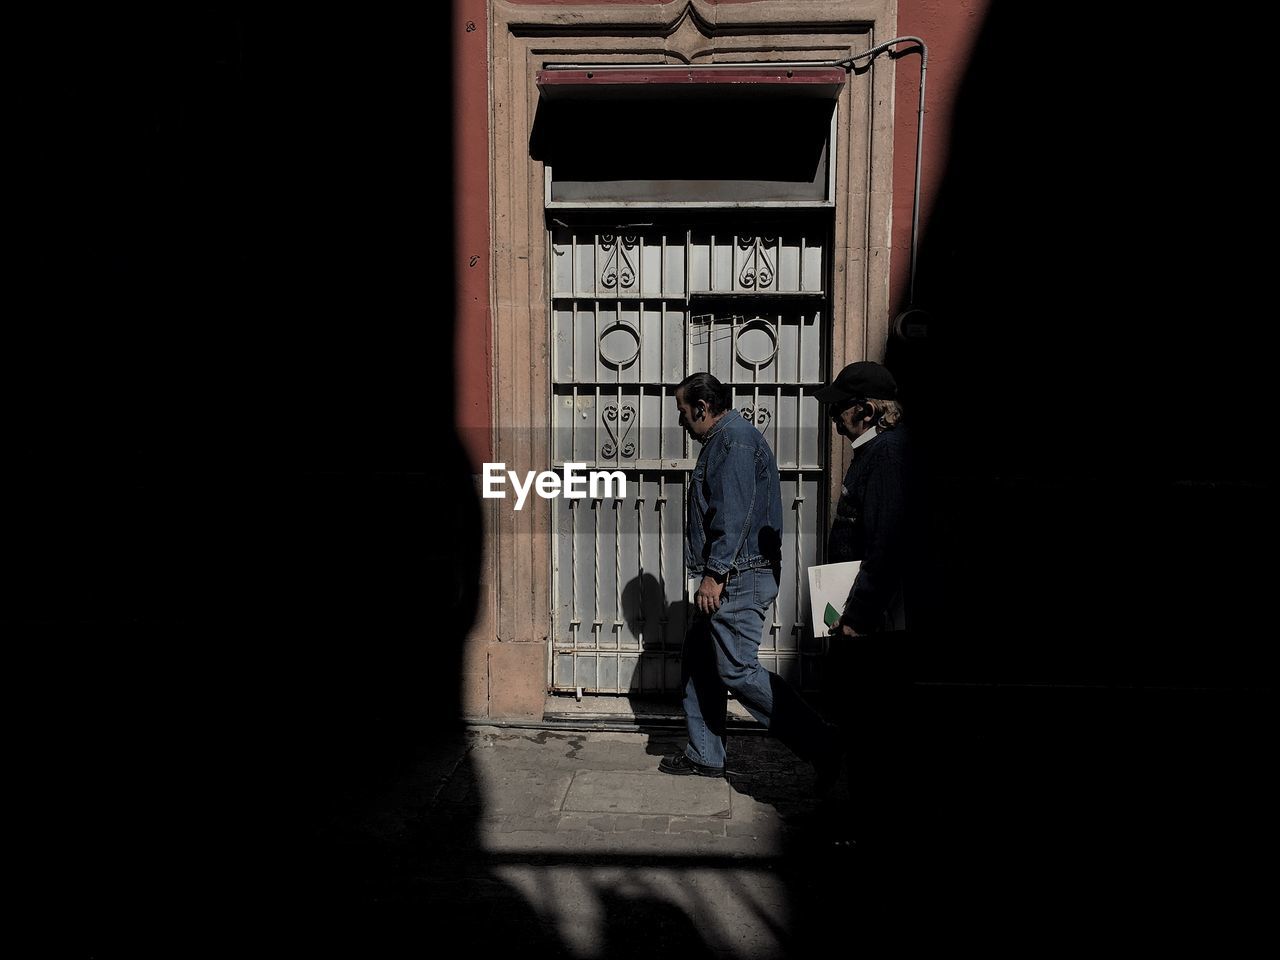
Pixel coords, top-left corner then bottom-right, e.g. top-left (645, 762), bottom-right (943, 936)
top-left (669, 817), bottom-right (727, 836)
top-left (475, 768), bottom-right (575, 818)
top-left (563, 769), bottom-right (733, 816)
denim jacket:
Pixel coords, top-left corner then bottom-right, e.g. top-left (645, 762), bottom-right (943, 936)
top-left (684, 409), bottom-right (783, 577)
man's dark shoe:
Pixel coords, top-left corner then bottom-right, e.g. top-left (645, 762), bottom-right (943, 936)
top-left (659, 752), bottom-right (724, 778)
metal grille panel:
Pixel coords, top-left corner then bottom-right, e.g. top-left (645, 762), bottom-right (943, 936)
top-left (550, 225), bottom-right (829, 694)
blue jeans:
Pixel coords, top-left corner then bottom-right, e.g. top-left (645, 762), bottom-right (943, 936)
top-left (681, 567), bottom-right (836, 769)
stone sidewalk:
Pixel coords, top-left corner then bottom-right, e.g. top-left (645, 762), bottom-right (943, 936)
top-left (303, 685), bottom-right (1267, 955)
top-left (403, 725), bottom-right (859, 959)
top-left (451, 725), bottom-right (850, 847)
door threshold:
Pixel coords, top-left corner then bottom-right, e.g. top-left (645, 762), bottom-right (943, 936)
top-left (542, 693), bottom-right (764, 731)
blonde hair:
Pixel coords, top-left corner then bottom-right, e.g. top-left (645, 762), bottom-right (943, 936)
top-left (862, 398), bottom-right (903, 430)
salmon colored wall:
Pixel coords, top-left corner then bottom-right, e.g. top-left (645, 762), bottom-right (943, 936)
top-left (454, 0), bottom-right (492, 470)
top-left (891, 0), bottom-right (989, 316)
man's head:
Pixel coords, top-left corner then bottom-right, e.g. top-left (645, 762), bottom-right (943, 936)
top-left (815, 361), bottom-right (901, 440)
top-left (675, 372), bottom-right (732, 440)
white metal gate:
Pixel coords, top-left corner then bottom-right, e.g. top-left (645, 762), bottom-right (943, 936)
top-left (549, 223), bottom-right (830, 693)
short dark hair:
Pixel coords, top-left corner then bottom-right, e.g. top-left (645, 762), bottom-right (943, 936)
top-left (676, 372), bottom-right (732, 415)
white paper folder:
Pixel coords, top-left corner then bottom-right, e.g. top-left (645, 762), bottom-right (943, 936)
top-left (807, 561), bottom-right (861, 641)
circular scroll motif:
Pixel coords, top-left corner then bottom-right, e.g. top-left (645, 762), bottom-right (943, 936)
top-left (599, 321), bottom-right (641, 368)
top-left (735, 317), bottom-right (779, 368)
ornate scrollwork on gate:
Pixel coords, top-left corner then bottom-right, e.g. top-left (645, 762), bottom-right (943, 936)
top-left (741, 405), bottom-right (772, 431)
top-left (601, 403), bottom-right (637, 459)
top-left (600, 234), bottom-right (638, 289)
top-left (737, 235), bottom-right (776, 289)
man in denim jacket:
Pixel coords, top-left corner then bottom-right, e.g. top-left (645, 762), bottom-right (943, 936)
top-left (659, 373), bottom-right (841, 786)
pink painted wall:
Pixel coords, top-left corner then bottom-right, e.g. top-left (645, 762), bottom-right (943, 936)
top-left (454, 0), bottom-right (492, 471)
top-left (891, 0), bottom-right (989, 316)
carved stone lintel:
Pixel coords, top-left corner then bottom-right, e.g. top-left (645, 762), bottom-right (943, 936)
top-left (666, 4), bottom-right (713, 64)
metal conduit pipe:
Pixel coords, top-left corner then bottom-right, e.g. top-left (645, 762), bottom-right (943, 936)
top-left (832, 37), bottom-right (930, 314)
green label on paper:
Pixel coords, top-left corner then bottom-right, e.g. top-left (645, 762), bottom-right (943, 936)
top-left (824, 602), bottom-right (841, 628)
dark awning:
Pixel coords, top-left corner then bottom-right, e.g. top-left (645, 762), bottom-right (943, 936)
top-left (535, 65), bottom-right (846, 101)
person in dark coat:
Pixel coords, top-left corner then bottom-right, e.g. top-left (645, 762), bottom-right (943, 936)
top-left (815, 360), bottom-right (920, 838)
top-left (815, 360), bottom-right (914, 636)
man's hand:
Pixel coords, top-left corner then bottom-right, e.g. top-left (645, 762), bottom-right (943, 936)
top-left (828, 616), bottom-right (864, 638)
top-left (695, 574), bottom-right (725, 615)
